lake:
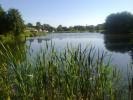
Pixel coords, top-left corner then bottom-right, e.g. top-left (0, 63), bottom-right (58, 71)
top-left (1, 32), bottom-right (132, 98)
top-left (26, 32), bottom-right (132, 75)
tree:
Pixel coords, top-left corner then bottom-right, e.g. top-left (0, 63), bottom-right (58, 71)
top-left (0, 5), bottom-right (7, 34)
top-left (62, 26), bottom-right (68, 32)
top-left (36, 22), bottom-right (42, 31)
top-left (7, 9), bottom-right (25, 35)
top-left (86, 25), bottom-right (95, 32)
top-left (95, 24), bottom-right (105, 32)
top-left (27, 23), bottom-right (33, 28)
top-left (105, 12), bottom-right (133, 34)
top-left (57, 25), bottom-right (63, 32)
top-left (42, 24), bottom-right (54, 32)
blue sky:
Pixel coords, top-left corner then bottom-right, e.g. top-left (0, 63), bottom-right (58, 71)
top-left (0, 0), bottom-right (133, 27)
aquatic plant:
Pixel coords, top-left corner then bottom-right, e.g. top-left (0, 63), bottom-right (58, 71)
top-left (0, 42), bottom-right (131, 100)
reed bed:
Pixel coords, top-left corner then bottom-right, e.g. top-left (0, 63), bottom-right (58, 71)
top-left (0, 43), bottom-right (132, 100)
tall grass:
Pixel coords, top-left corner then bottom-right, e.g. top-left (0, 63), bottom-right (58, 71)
top-left (0, 42), bottom-right (132, 99)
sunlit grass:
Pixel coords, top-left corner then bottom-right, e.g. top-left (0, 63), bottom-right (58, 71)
top-left (0, 42), bottom-right (132, 99)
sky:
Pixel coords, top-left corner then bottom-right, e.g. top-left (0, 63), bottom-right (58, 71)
top-left (0, 0), bottom-right (133, 27)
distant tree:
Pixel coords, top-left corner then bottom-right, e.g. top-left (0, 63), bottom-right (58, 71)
top-left (86, 25), bottom-right (95, 32)
top-left (95, 24), bottom-right (105, 32)
top-left (36, 22), bottom-right (42, 31)
top-left (62, 26), bottom-right (68, 32)
top-left (27, 23), bottom-right (33, 28)
top-left (73, 26), bottom-right (86, 32)
top-left (7, 9), bottom-right (25, 35)
top-left (105, 12), bottom-right (133, 34)
top-left (57, 25), bottom-right (63, 32)
top-left (69, 26), bottom-right (74, 32)
top-left (55, 25), bottom-right (99, 32)
top-left (42, 24), bottom-right (54, 32)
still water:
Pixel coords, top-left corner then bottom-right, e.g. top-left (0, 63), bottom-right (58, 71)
top-left (26, 32), bottom-right (132, 73)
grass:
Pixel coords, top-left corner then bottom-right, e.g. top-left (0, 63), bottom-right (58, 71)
top-left (0, 43), bottom-right (132, 100)
top-left (0, 31), bottom-right (47, 44)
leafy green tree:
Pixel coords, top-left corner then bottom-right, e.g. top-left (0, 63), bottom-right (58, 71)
top-left (0, 5), bottom-right (7, 34)
top-left (86, 25), bottom-right (95, 32)
top-left (42, 24), bottom-right (54, 32)
top-left (69, 26), bottom-right (74, 32)
top-left (73, 26), bottom-right (86, 32)
top-left (62, 26), bottom-right (68, 32)
top-left (27, 23), bottom-right (33, 28)
top-left (105, 12), bottom-right (133, 34)
top-left (7, 9), bottom-right (25, 35)
top-left (57, 25), bottom-right (63, 32)
top-left (95, 24), bottom-right (105, 32)
top-left (36, 22), bottom-right (42, 31)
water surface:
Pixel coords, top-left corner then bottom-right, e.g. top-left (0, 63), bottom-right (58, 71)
top-left (26, 32), bottom-right (132, 73)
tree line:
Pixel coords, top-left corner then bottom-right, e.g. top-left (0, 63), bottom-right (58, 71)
top-left (20, 11), bottom-right (133, 34)
top-left (26, 22), bottom-right (105, 33)
top-left (56, 24), bottom-right (104, 32)
top-left (28, 11), bottom-right (133, 34)
top-left (1, 4), bottom-right (133, 35)
top-left (0, 5), bottom-right (25, 35)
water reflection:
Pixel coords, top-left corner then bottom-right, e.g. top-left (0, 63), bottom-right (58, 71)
top-left (29, 39), bottom-right (34, 43)
top-left (104, 34), bottom-right (133, 63)
top-left (27, 37), bottom-right (51, 44)
top-left (37, 38), bottom-right (43, 43)
top-left (1, 33), bottom-right (132, 70)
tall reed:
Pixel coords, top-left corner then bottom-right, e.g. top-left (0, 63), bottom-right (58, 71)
top-left (0, 42), bottom-right (131, 100)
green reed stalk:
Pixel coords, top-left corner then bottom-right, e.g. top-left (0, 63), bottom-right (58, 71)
top-left (0, 42), bottom-right (132, 100)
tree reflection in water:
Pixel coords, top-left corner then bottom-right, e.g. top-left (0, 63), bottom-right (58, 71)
top-left (104, 34), bottom-right (133, 63)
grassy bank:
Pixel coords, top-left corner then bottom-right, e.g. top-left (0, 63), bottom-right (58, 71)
top-left (0, 43), bottom-right (132, 99)
top-left (0, 31), bottom-right (47, 43)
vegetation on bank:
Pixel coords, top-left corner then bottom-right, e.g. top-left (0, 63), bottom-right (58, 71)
top-left (26, 22), bottom-right (105, 33)
top-left (0, 31), bottom-right (46, 44)
top-left (24, 11), bottom-right (133, 34)
top-left (0, 43), bottom-right (133, 99)
top-left (1, 3), bottom-right (133, 100)
top-left (27, 11), bottom-right (133, 34)
top-left (2, 3), bottom-right (133, 37)
top-left (105, 12), bottom-right (133, 34)
top-left (0, 5), bottom-right (46, 43)
top-left (0, 6), bottom-right (25, 35)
